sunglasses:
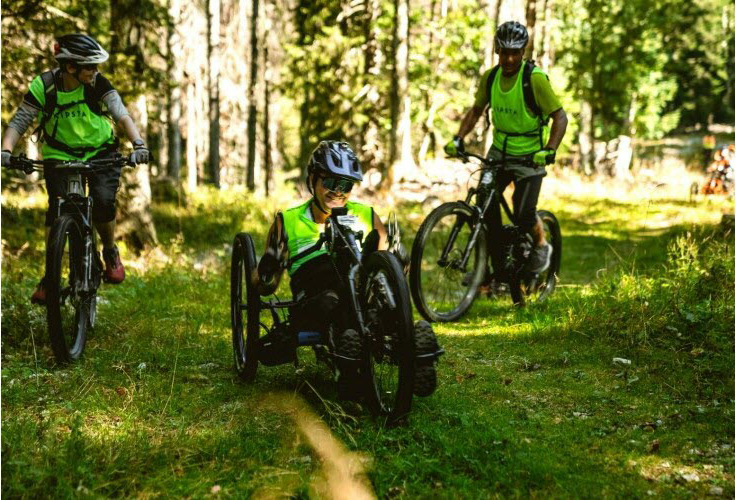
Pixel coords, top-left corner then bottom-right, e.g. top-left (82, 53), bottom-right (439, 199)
top-left (320, 176), bottom-right (354, 194)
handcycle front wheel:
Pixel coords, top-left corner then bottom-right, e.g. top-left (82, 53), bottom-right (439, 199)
top-left (409, 201), bottom-right (487, 322)
top-left (46, 215), bottom-right (90, 363)
top-left (360, 251), bottom-right (415, 424)
top-left (231, 233), bottom-right (260, 381)
top-left (509, 210), bottom-right (561, 306)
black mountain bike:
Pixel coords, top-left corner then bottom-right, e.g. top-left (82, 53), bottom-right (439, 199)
top-left (409, 150), bottom-right (562, 322)
top-left (231, 207), bottom-right (442, 423)
top-left (6, 153), bottom-right (135, 363)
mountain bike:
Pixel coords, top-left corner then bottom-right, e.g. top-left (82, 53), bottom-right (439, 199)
top-left (6, 153), bottom-right (135, 363)
top-left (409, 150), bottom-right (562, 322)
top-left (231, 207), bottom-right (443, 424)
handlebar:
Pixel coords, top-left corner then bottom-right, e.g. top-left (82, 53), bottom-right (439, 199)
top-left (453, 150), bottom-right (535, 169)
top-left (5, 153), bottom-right (137, 175)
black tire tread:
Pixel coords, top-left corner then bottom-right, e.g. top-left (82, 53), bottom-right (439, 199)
top-left (409, 202), bottom-right (487, 322)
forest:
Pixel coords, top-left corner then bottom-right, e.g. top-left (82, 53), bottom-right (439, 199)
top-left (1, 0), bottom-right (734, 497)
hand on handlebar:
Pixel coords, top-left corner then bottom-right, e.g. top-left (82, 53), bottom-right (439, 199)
top-left (130, 144), bottom-right (150, 165)
top-left (533, 148), bottom-right (556, 167)
top-left (444, 136), bottom-right (465, 157)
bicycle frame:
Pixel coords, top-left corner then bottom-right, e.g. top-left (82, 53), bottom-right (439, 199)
top-left (438, 155), bottom-right (520, 275)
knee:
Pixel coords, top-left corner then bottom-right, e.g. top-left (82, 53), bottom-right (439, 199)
top-left (92, 195), bottom-right (116, 224)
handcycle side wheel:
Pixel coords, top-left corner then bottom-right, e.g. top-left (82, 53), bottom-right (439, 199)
top-left (46, 215), bottom-right (89, 364)
top-left (510, 210), bottom-right (561, 307)
top-left (409, 201), bottom-right (487, 322)
top-left (360, 251), bottom-right (415, 424)
top-left (231, 232), bottom-right (260, 381)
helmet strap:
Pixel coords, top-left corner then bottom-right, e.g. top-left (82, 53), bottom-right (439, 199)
top-left (311, 196), bottom-right (330, 216)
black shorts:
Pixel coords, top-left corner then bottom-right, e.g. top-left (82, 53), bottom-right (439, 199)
top-left (44, 150), bottom-right (122, 226)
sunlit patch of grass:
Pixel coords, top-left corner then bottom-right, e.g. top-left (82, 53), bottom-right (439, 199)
top-left (2, 187), bottom-right (733, 497)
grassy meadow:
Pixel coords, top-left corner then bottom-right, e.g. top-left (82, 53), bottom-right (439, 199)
top-left (1, 179), bottom-right (734, 498)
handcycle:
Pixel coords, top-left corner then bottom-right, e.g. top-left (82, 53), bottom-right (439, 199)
top-left (230, 207), bottom-right (443, 423)
top-left (5, 153), bottom-right (137, 363)
top-left (409, 150), bottom-right (562, 322)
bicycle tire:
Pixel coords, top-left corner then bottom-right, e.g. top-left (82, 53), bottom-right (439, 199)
top-left (231, 233), bottom-right (260, 381)
top-left (510, 210), bottom-right (561, 306)
top-left (46, 215), bottom-right (89, 363)
top-left (409, 202), bottom-right (487, 322)
top-left (360, 251), bottom-right (415, 424)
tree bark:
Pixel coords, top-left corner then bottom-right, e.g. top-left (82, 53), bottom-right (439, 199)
top-left (579, 99), bottom-right (594, 175)
top-left (166, 0), bottom-right (183, 181)
top-left (109, 0), bottom-right (158, 251)
top-left (116, 94), bottom-right (159, 251)
top-left (207, 0), bottom-right (221, 187)
top-left (361, 0), bottom-right (384, 172)
top-left (389, 0), bottom-right (412, 184)
top-left (524, 0), bottom-right (537, 60)
top-left (246, 0), bottom-right (260, 191)
top-left (262, 1), bottom-right (272, 196)
top-left (186, 81), bottom-right (198, 191)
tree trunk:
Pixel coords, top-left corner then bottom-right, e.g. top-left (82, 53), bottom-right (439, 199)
top-left (524, 0), bottom-right (537, 60)
top-left (389, 0), bottom-right (411, 185)
top-left (361, 0), bottom-right (384, 172)
top-left (484, 0), bottom-right (500, 152)
top-left (579, 99), bottom-right (594, 175)
top-left (246, 0), bottom-right (260, 191)
top-left (262, 1), bottom-right (272, 196)
top-left (116, 94), bottom-right (159, 251)
top-left (109, 0), bottom-right (158, 251)
top-left (166, 0), bottom-right (182, 181)
top-left (537, 0), bottom-right (550, 68)
top-left (186, 81), bottom-right (198, 192)
top-left (207, 0), bottom-right (221, 187)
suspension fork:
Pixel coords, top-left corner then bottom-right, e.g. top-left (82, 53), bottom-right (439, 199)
top-left (346, 264), bottom-right (369, 336)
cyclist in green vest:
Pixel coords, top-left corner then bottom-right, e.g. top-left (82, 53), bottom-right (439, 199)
top-left (254, 141), bottom-right (421, 369)
top-left (444, 21), bottom-right (568, 284)
top-left (1, 34), bottom-right (149, 305)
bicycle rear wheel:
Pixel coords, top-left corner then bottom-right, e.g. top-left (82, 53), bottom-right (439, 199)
top-left (46, 215), bottom-right (89, 363)
top-left (409, 202), bottom-right (487, 322)
top-left (231, 233), bottom-right (260, 381)
top-left (510, 210), bottom-right (561, 306)
top-left (360, 251), bottom-right (415, 424)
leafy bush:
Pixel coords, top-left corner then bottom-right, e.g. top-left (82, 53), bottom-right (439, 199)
top-left (565, 230), bottom-right (734, 351)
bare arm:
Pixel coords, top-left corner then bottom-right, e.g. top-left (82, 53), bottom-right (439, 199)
top-left (456, 105), bottom-right (486, 140)
top-left (373, 211), bottom-right (388, 250)
top-left (255, 214), bottom-right (288, 296)
top-left (545, 108), bottom-right (568, 151)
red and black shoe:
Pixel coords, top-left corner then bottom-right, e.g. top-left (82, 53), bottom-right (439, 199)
top-left (102, 246), bottom-right (125, 284)
top-left (30, 278), bottom-right (47, 306)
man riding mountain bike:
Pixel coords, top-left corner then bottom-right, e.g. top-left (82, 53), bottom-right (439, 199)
top-left (1, 33), bottom-right (150, 305)
top-left (445, 21), bottom-right (568, 287)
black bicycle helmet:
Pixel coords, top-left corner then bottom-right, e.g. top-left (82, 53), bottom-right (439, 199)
top-left (307, 141), bottom-right (363, 182)
top-left (54, 34), bottom-right (109, 65)
top-left (494, 21), bottom-right (528, 51)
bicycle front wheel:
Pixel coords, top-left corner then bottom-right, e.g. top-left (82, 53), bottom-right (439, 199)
top-left (46, 215), bottom-right (89, 363)
top-left (409, 202), bottom-right (487, 322)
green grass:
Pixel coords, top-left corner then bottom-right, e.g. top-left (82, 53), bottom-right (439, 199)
top-left (2, 187), bottom-right (733, 498)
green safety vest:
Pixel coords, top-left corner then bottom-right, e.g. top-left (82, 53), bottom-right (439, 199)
top-left (29, 72), bottom-right (116, 161)
top-left (490, 61), bottom-right (548, 156)
top-left (283, 199), bottom-right (374, 276)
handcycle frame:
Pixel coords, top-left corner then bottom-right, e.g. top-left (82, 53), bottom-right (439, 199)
top-left (232, 206), bottom-right (430, 422)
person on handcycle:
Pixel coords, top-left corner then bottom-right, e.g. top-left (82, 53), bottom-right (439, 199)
top-left (1, 33), bottom-right (149, 305)
top-left (444, 21), bottom-right (568, 290)
top-left (253, 140), bottom-right (435, 385)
